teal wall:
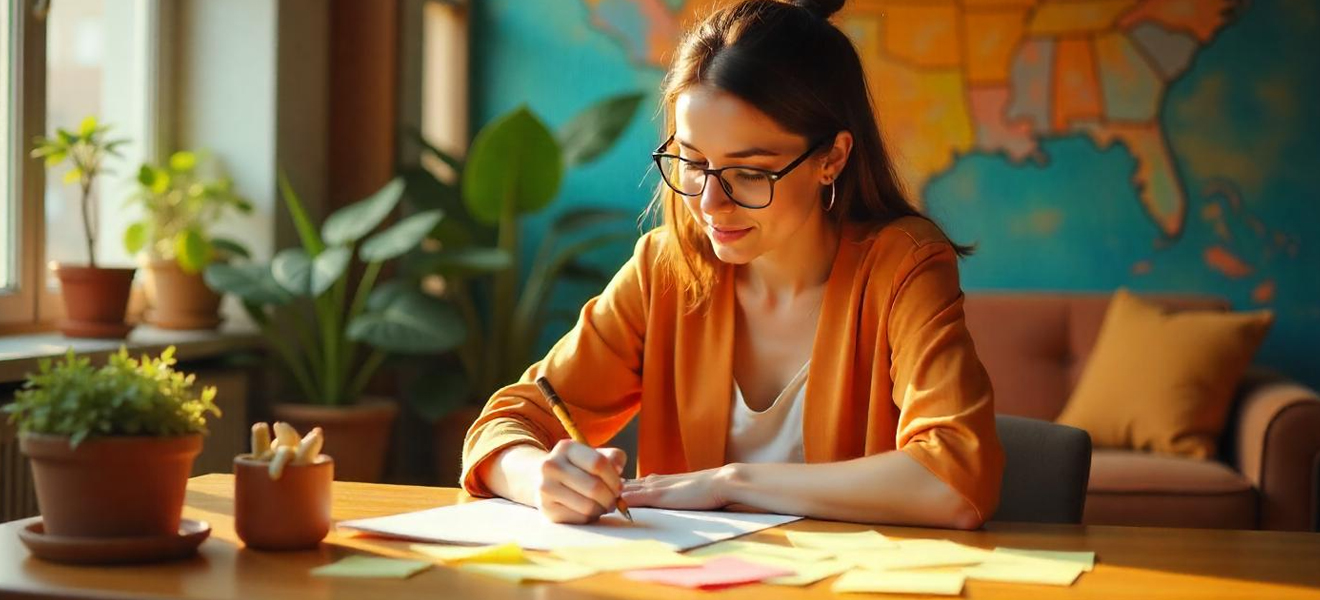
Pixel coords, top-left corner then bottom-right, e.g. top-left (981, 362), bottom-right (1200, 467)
top-left (471, 0), bottom-right (1320, 390)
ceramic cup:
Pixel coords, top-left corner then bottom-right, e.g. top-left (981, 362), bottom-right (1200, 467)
top-left (233, 454), bottom-right (333, 551)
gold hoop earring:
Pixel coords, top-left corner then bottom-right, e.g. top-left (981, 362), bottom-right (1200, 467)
top-left (824, 181), bottom-right (837, 212)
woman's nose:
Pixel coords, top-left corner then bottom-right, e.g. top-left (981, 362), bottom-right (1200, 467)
top-left (699, 175), bottom-right (736, 214)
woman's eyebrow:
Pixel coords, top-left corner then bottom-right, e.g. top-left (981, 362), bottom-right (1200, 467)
top-left (676, 138), bottom-right (782, 158)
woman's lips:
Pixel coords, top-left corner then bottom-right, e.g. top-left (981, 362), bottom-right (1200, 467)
top-left (709, 224), bottom-right (751, 244)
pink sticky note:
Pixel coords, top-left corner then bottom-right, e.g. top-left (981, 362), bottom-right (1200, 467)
top-left (624, 556), bottom-right (794, 589)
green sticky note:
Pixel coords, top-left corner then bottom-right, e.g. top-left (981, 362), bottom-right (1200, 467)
top-left (994, 547), bottom-right (1096, 571)
top-left (311, 556), bottom-right (432, 579)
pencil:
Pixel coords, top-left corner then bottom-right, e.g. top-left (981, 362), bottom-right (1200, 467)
top-left (535, 376), bottom-right (634, 522)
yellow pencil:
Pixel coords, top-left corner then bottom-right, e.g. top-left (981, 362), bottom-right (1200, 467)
top-left (535, 376), bottom-right (634, 522)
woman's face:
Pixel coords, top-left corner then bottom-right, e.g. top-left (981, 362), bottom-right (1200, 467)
top-left (673, 85), bottom-right (833, 265)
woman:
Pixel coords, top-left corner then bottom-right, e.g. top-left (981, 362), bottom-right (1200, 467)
top-left (462, 0), bottom-right (1003, 530)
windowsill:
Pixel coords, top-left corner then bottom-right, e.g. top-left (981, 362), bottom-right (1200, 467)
top-left (0, 322), bottom-right (264, 384)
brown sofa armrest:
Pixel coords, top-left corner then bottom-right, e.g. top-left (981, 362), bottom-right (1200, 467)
top-left (1231, 368), bottom-right (1320, 531)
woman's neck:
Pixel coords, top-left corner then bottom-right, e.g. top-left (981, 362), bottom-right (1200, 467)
top-left (738, 214), bottom-right (841, 300)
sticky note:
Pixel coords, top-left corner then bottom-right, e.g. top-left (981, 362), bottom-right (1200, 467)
top-left (624, 556), bottom-right (793, 589)
top-left (995, 547), bottom-right (1096, 571)
top-left (460, 556), bottom-right (598, 583)
top-left (410, 542), bottom-right (524, 564)
top-left (832, 570), bottom-right (966, 595)
top-left (310, 556), bottom-right (431, 579)
top-left (551, 540), bottom-right (703, 571)
top-left (764, 560), bottom-right (852, 586)
top-left (841, 539), bottom-right (991, 571)
top-left (963, 561), bottom-right (1085, 586)
top-left (689, 540), bottom-right (834, 562)
top-left (785, 530), bottom-right (896, 551)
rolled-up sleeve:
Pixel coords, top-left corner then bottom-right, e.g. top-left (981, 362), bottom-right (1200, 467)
top-left (460, 233), bottom-right (654, 496)
top-left (887, 241), bottom-right (1004, 524)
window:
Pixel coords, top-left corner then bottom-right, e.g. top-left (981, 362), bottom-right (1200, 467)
top-left (0, 0), bottom-right (161, 329)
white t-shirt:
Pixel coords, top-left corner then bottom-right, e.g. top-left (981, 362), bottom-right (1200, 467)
top-left (725, 361), bottom-right (809, 464)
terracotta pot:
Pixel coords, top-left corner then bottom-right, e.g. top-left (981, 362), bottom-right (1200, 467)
top-left (233, 454), bottom-right (333, 550)
top-left (432, 405), bottom-right (483, 486)
top-left (141, 259), bottom-right (223, 330)
top-left (19, 433), bottom-right (202, 538)
top-left (271, 398), bottom-right (397, 482)
top-left (52, 264), bottom-right (136, 339)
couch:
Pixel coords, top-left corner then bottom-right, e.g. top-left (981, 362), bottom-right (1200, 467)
top-left (964, 292), bottom-right (1320, 531)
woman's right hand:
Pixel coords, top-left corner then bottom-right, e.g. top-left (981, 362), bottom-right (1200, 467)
top-left (536, 440), bottom-right (628, 524)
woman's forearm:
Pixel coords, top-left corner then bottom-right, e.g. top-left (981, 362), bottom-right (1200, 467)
top-left (474, 444), bottom-right (548, 507)
top-left (718, 450), bottom-right (983, 529)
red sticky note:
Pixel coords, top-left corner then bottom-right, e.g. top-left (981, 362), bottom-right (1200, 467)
top-left (624, 556), bottom-right (794, 589)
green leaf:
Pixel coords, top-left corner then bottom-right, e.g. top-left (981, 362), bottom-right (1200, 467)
top-left (406, 367), bottom-right (471, 422)
top-left (347, 289), bottom-right (466, 354)
top-left (123, 222), bottom-right (148, 255)
top-left (557, 92), bottom-right (645, 167)
top-left (400, 165), bottom-right (464, 216)
top-left (359, 210), bottom-right (443, 263)
top-left (56, 128), bottom-right (77, 145)
top-left (271, 246), bottom-right (351, 297)
top-left (551, 206), bottom-right (635, 236)
top-left (462, 106), bottom-right (563, 225)
top-left (411, 247), bottom-right (512, 278)
top-left (168, 151), bottom-right (196, 172)
top-left (408, 128), bottom-right (464, 174)
top-left (278, 171), bottom-right (325, 256)
top-left (175, 229), bottom-right (211, 274)
top-left (211, 237), bottom-right (251, 259)
top-left (77, 116), bottom-right (98, 138)
top-left (43, 151), bottom-right (67, 167)
top-left (322, 178), bottom-right (406, 246)
top-left (203, 263), bottom-right (292, 305)
top-left (62, 168), bottom-right (82, 185)
top-left (136, 164), bottom-right (156, 188)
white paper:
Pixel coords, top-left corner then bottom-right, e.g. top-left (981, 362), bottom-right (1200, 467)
top-left (337, 498), bottom-right (801, 551)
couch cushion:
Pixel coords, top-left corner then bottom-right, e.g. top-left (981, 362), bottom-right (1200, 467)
top-left (1084, 449), bottom-right (1257, 529)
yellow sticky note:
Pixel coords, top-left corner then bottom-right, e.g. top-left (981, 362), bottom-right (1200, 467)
top-left (963, 561), bottom-right (1085, 586)
top-left (995, 547), bottom-right (1096, 571)
top-left (411, 542), bottom-right (524, 564)
top-left (687, 545), bottom-right (849, 587)
top-left (551, 540), bottom-right (702, 571)
top-left (690, 540), bottom-right (834, 562)
top-left (842, 539), bottom-right (991, 571)
top-left (310, 556), bottom-right (431, 579)
top-left (461, 556), bottom-right (598, 583)
top-left (764, 560), bottom-right (852, 586)
top-left (832, 570), bottom-right (966, 595)
top-left (785, 530), bottom-right (896, 551)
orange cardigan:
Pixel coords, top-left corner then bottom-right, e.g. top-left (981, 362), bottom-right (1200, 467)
top-left (461, 216), bottom-right (1004, 522)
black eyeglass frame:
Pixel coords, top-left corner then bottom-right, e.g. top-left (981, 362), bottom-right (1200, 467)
top-left (650, 133), bottom-right (833, 209)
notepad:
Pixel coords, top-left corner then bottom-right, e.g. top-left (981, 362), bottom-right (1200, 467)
top-left (831, 570), bottom-right (966, 595)
top-left (995, 547), bottom-right (1096, 571)
top-left (624, 556), bottom-right (794, 589)
top-left (551, 540), bottom-right (702, 571)
top-left (410, 542), bottom-right (524, 564)
top-left (310, 556), bottom-right (432, 579)
top-left (785, 529), bottom-right (897, 551)
top-left (460, 556), bottom-right (598, 583)
top-left (841, 539), bottom-right (991, 571)
top-left (338, 498), bottom-right (800, 551)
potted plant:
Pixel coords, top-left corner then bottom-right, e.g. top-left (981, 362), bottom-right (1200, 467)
top-left (124, 150), bottom-right (253, 330)
top-left (2, 347), bottom-right (219, 539)
top-left (30, 117), bottom-right (134, 338)
top-left (398, 92), bottom-right (644, 482)
top-left (203, 176), bottom-right (465, 482)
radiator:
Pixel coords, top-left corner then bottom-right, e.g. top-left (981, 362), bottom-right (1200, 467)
top-left (0, 365), bottom-right (250, 522)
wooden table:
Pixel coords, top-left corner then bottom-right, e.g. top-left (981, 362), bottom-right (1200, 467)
top-left (2, 474), bottom-right (1318, 599)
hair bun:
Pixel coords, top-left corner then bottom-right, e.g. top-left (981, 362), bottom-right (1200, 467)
top-left (791, 0), bottom-right (845, 19)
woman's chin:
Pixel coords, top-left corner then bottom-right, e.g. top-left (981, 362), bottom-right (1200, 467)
top-left (709, 237), bottom-right (755, 264)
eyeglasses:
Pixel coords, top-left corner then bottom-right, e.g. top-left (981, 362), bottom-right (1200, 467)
top-left (651, 134), bottom-right (832, 209)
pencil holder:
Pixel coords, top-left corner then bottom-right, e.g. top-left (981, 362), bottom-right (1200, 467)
top-left (233, 454), bottom-right (333, 551)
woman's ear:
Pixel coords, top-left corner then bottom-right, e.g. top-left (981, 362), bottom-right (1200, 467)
top-left (821, 130), bottom-right (854, 182)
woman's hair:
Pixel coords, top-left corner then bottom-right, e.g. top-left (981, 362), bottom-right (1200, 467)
top-left (646, 0), bottom-right (970, 310)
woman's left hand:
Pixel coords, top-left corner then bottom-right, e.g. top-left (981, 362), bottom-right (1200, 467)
top-left (621, 466), bottom-right (737, 511)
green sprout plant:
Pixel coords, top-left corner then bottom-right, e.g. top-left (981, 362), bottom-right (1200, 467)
top-left (29, 116), bottom-right (129, 267)
top-left (123, 150), bottom-right (254, 272)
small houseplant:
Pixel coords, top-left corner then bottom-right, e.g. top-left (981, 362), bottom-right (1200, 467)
top-left (3, 347), bottom-right (219, 539)
top-left (398, 92), bottom-right (644, 481)
top-left (204, 176), bottom-right (465, 482)
top-left (30, 117), bottom-right (134, 338)
top-left (124, 150), bottom-right (253, 330)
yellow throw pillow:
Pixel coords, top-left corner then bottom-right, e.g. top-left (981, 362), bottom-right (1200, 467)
top-left (1056, 289), bottom-right (1273, 459)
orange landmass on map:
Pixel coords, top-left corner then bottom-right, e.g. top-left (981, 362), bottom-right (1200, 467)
top-left (1118, 0), bottom-right (1238, 42)
top-left (1052, 38), bottom-right (1105, 130)
top-left (1029, 0), bottom-right (1140, 35)
top-left (881, 3), bottom-right (962, 69)
top-left (964, 8), bottom-right (1031, 84)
